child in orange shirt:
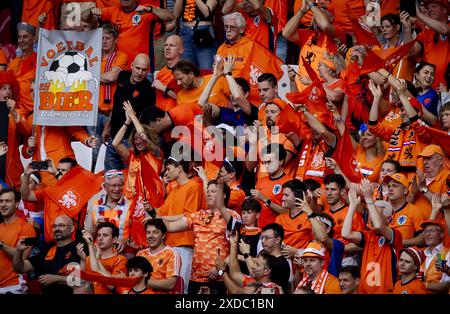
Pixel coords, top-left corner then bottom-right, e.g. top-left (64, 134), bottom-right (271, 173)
top-left (124, 256), bottom-right (154, 294)
top-left (393, 247), bottom-right (428, 294)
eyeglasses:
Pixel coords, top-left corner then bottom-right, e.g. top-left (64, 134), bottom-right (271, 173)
top-left (260, 235), bottom-right (278, 241)
top-left (224, 25), bottom-right (239, 31)
top-left (52, 224), bottom-right (72, 229)
top-left (105, 183), bottom-right (124, 189)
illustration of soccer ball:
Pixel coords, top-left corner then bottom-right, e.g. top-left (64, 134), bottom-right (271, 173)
top-left (49, 51), bottom-right (88, 74)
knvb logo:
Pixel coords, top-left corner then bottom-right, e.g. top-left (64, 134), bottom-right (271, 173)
top-left (366, 1), bottom-right (381, 27)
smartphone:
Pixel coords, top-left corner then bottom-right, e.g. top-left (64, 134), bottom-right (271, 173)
top-left (293, 189), bottom-right (305, 200)
top-left (23, 237), bottom-right (38, 246)
top-left (30, 160), bottom-right (49, 171)
top-left (400, 0), bottom-right (417, 17)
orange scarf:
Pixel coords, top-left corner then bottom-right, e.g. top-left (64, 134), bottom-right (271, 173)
top-left (298, 270), bottom-right (329, 294)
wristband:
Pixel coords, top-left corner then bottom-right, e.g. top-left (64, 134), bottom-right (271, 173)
top-left (311, 2), bottom-right (318, 7)
top-left (243, 253), bottom-right (250, 259)
top-left (163, 86), bottom-right (171, 97)
top-left (124, 122), bottom-right (130, 127)
top-left (147, 6), bottom-right (153, 13)
top-left (225, 72), bottom-right (233, 76)
top-left (55, 171), bottom-right (63, 179)
top-left (265, 198), bottom-right (272, 206)
top-left (307, 213), bottom-right (317, 219)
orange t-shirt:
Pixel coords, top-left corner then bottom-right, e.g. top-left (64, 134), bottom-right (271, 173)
top-left (241, 10), bottom-right (276, 51)
top-left (185, 209), bottom-right (240, 282)
top-left (22, 0), bottom-right (56, 29)
top-left (7, 52), bottom-right (37, 115)
top-left (388, 203), bottom-right (424, 241)
top-left (256, 130), bottom-right (298, 181)
top-left (137, 245), bottom-right (181, 294)
top-left (419, 28), bottom-right (450, 88)
top-left (393, 277), bottom-right (428, 294)
top-left (325, 205), bottom-right (366, 245)
top-left (322, 274), bottom-right (342, 294)
top-left (85, 254), bottom-right (128, 294)
top-left (155, 66), bottom-right (178, 111)
top-left (354, 144), bottom-right (385, 182)
top-left (176, 75), bottom-right (229, 108)
top-left (101, 6), bottom-right (158, 64)
top-left (359, 229), bottom-right (403, 294)
top-left (99, 51), bottom-right (129, 111)
top-left (413, 168), bottom-right (450, 221)
top-left (168, 103), bottom-right (202, 127)
top-left (157, 179), bottom-right (204, 247)
top-left (256, 173), bottom-right (293, 228)
top-left (275, 211), bottom-right (313, 249)
top-left (0, 218), bottom-right (36, 288)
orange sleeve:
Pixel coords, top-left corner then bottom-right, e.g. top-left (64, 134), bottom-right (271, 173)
top-left (15, 109), bottom-right (33, 137)
top-left (101, 7), bottom-right (114, 21)
top-left (20, 221), bottom-right (37, 239)
top-left (111, 256), bottom-right (128, 276)
top-left (67, 126), bottom-right (90, 144)
top-left (165, 251), bottom-right (180, 278)
top-left (157, 200), bottom-right (168, 216)
top-left (368, 121), bottom-right (397, 142)
top-left (209, 76), bottom-right (230, 108)
top-left (183, 184), bottom-right (204, 214)
top-left (410, 120), bottom-right (433, 143)
top-left (325, 276), bottom-right (342, 294)
top-left (112, 52), bottom-right (129, 71)
top-left (185, 212), bottom-right (197, 230)
top-left (282, 137), bottom-right (297, 155)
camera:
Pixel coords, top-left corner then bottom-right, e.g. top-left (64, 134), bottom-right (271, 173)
top-left (30, 160), bottom-right (49, 171)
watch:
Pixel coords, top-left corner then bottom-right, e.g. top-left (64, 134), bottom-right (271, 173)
top-left (218, 269), bottom-right (225, 277)
top-left (147, 6), bottom-right (153, 13)
top-left (0, 241), bottom-right (3, 250)
top-left (243, 253), bottom-right (250, 259)
top-left (265, 198), bottom-right (272, 206)
top-left (420, 187), bottom-right (429, 194)
top-left (225, 72), bottom-right (233, 76)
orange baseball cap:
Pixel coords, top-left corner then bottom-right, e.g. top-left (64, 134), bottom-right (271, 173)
top-left (301, 242), bottom-right (326, 259)
top-left (421, 219), bottom-right (445, 231)
top-left (383, 173), bottom-right (409, 188)
top-left (418, 144), bottom-right (444, 158)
